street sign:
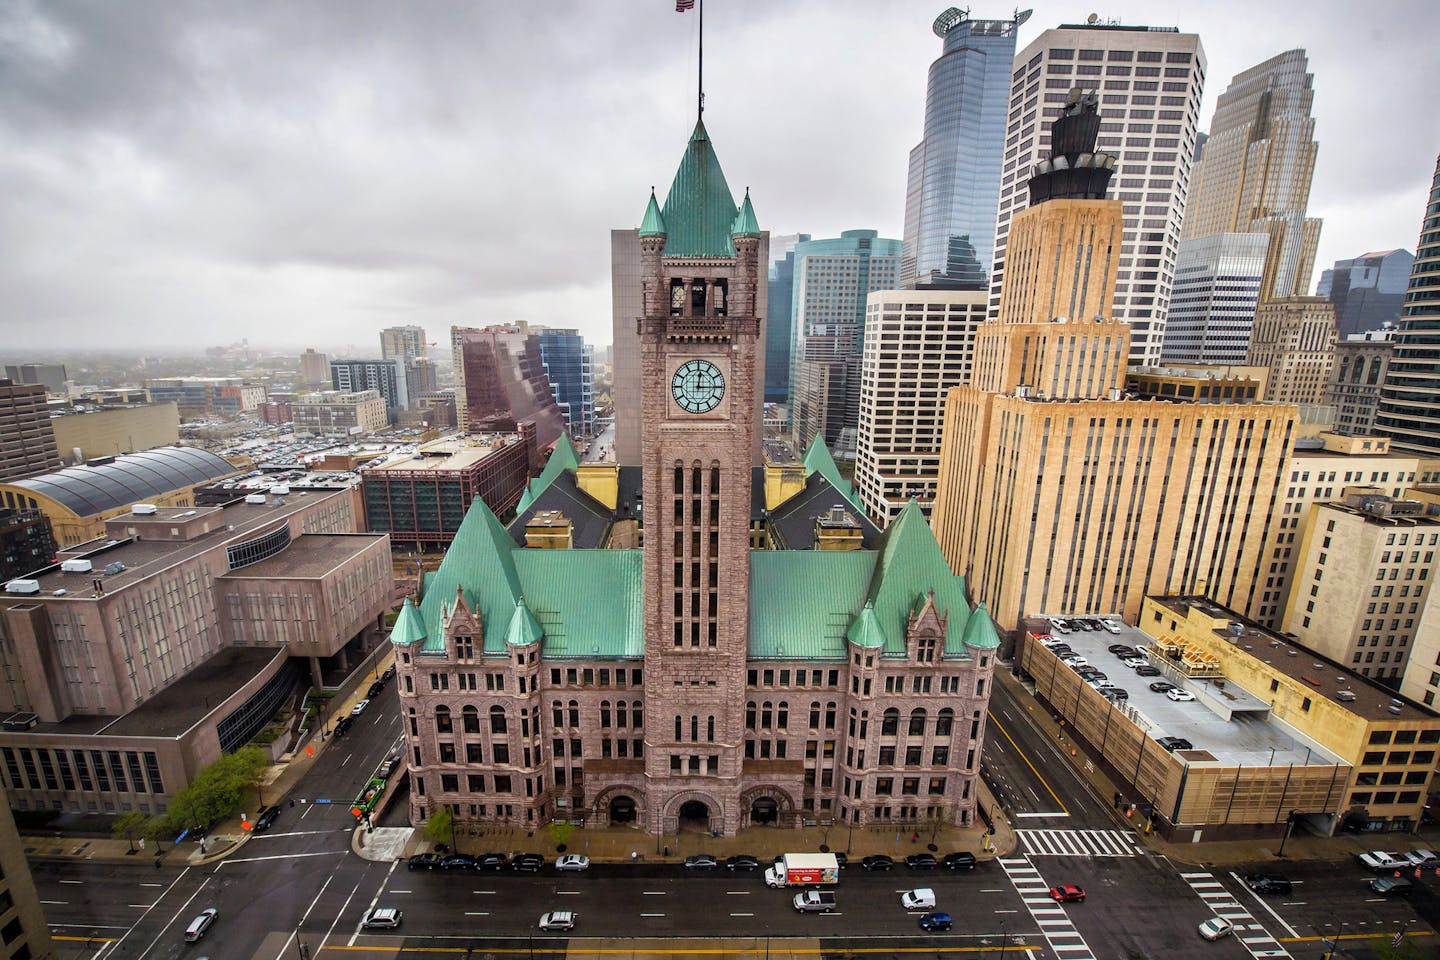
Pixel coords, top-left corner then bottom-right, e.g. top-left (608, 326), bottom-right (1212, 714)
top-left (313, 798), bottom-right (332, 804)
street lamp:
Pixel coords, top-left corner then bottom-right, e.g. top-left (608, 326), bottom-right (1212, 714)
top-left (999, 916), bottom-right (1007, 960)
top-left (1276, 810), bottom-right (1298, 858)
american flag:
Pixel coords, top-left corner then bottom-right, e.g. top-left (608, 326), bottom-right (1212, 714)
top-left (1392, 931), bottom-right (1405, 947)
top-left (675, 0), bottom-right (695, 10)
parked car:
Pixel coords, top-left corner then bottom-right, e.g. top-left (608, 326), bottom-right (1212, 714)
top-left (942, 851), bottom-right (976, 871)
top-left (1102, 688), bottom-right (1129, 701)
top-left (333, 716), bottom-right (354, 737)
top-left (379, 753), bottom-right (403, 777)
top-left (725, 854), bottom-right (761, 871)
top-left (861, 855), bottom-right (895, 871)
top-left (1158, 736), bottom-right (1193, 751)
top-left (1134, 665), bottom-right (1162, 677)
top-left (361, 907), bottom-right (402, 929)
top-left (1358, 851), bottom-right (1409, 872)
top-left (538, 911), bottom-right (576, 931)
top-left (1111, 647), bottom-right (1141, 660)
top-left (1404, 849), bottom-right (1439, 867)
top-left (440, 854), bottom-right (478, 872)
top-left (476, 852), bottom-right (510, 871)
top-left (1242, 874), bottom-right (1292, 894)
top-left (918, 911), bottom-right (953, 932)
top-left (1107, 644), bottom-right (1134, 655)
top-left (1087, 679), bottom-right (1116, 690)
top-left (1049, 884), bottom-right (1086, 903)
top-left (253, 806), bottom-right (280, 832)
top-left (512, 853), bottom-right (546, 873)
top-left (555, 854), bottom-right (590, 872)
top-left (350, 699), bottom-right (370, 716)
top-left (905, 853), bottom-right (937, 870)
top-left (1101, 620), bottom-right (1124, 635)
top-left (901, 888), bottom-right (937, 910)
top-left (1050, 619), bottom-right (1071, 634)
top-left (683, 854), bottom-right (719, 870)
top-left (381, 664), bottom-right (396, 681)
top-left (1048, 645), bottom-right (1073, 657)
top-left (407, 853), bottom-right (442, 871)
top-left (1123, 657), bottom-right (1148, 669)
top-left (1060, 656), bottom-right (1089, 668)
top-left (1198, 917), bottom-right (1233, 941)
top-left (1166, 689), bottom-right (1196, 702)
top-left (1150, 681), bottom-right (1177, 693)
top-left (366, 681), bottom-right (384, 699)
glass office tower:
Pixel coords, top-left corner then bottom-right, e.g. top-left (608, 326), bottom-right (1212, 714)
top-left (900, 8), bottom-right (1028, 289)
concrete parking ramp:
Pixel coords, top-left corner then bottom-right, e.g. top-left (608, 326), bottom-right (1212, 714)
top-left (568, 939), bottom-right (820, 959)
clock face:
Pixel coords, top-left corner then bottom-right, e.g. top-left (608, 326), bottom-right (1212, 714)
top-left (671, 359), bottom-right (726, 414)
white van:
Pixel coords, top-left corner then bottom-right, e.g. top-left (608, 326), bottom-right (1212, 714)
top-left (901, 888), bottom-right (936, 910)
top-left (185, 908), bottom-right (218, 941)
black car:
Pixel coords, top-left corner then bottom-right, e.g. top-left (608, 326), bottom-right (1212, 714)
top-left (476, 852), bottom-right (509, 871)
top-left (1110, 647), bottom-right (1140, 660)
top-left (333, 716), bottom-right (354, 737)
top-left (905, 853), bottom-right (938, 870)
top-left (726, 855), bottom-right (760, 871)
top-left (1134, 665), bottom-right (1162, 677)
top-left (1107, 644), bottom-right (1133, 655)
top-left (381, 664), bottom-right (396, 681)
top-left (440, 854), bottom-right (478, 872)
top-left (942, 851), bottom-right (976, 871)
top-left (253, 806), bottom-right (280, 832)
top-left (833, 852), bottom-right (848, 870)
top-left (407, 853), bottom-right (442, 871)
top-left (511, 853), bottom-right (545, 873)
top-left (1149, 680), bottom-right (1177, 693)
top-left (1103, 687), bottom-right (1129, 701)
top-left (1157, 736), bottom-right (1192, 751)
top-left (1243, 874), bottom-right (1292, 894)
top-left (366, 681), bottom-right (385, 699)
top-left (861, 855), bottom-right (895, 871)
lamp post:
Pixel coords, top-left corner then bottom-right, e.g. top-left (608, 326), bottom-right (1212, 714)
top-left (1275, 810), bottom-right (1298, 858)
top-left (999, 916), bottom-right (1007, 960)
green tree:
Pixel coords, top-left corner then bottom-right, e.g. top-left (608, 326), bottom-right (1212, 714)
top-left (112, 810), bottom-right (148, 853)
top-left (143, 815), bottom-right (172, 854)
top-left (424, 806), bottom-right (454, 850)
top-left (547, 820), bottom-right (575, 850)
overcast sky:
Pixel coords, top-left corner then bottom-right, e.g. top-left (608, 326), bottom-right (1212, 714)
top-left (2, 0), bottom-right (1436, 356)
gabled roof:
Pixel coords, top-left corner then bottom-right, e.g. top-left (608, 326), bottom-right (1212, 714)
top-left (865, 500), bottom-right (971, 657)
top-left (731, 188), bottom-right (760, 238)
top-left (639, 189), bottom-right (667, 237)
top-left (515, 435), bottom-right (581, 516)
top-left (660, 120), bottom-right (739, 258)
top-left (749, 550), bottom-right (876, 660)
top-left (802, 436), bottom-right (863, 511)
top-left (767, 472), bottom-right (882, 550)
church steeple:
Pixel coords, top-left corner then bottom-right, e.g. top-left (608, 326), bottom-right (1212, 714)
top-left (658, 120), bottom-right (740, 257)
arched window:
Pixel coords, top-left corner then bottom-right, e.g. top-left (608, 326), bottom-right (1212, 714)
top-left (691, 715), bottom-right (699, 741)
top-left (617, 701), bottom-right (628, 728)
top-left (1352, 357), bottom-right (1366, 383)
top-left (710, 465), bottom-right (721, 494)
top-left (553, 702), bottom-right (564, 728)
top-left (675, 715), bottom-right (683, 741)
top-left (632, 700), bottom-right (644, 728)
top-left (777, 701), bottom-right (789, 729)
top-left (809, 701), bottom-right (821, 728)
top-left (568, 700), bottom-right (579, 727)
top-left (462, 705), bottom-right (480, 734)
top-left (935, 708), bottom-right (954, 737)
top-left (1367, 360), bottom-right (1382, 385)
top-left (490, 705), bottom-right (507, 734)
top-left (761, 701), bottom-right (773, 730)
top-left (600, 701), bottom-right (612, 728)
top-left (674, 465), bottom-right (684, 494)
top-left (707, 716), bottom-right (715, 741)
top-left (881, 708), bottom-right (899, 736)
top-left (908, 708), bottom-right (927, 736)
top-left (436, 705), bottom-right (453, 733)
top-left (746, 702), bottom-right (757, 730)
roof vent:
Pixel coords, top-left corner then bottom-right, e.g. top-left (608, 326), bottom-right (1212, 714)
top-left (52, 588), bottom-right (66, 596)
top-left (1336, 690), bottom-right (1357, 702)
top-left (1388, 704), bottom-right (1403, 715)
top-left (131, 503), bottom-right (158, 515)
top-left (244, 494), bottom-right (267, 504)
top-left (1287, 650), bottom-right (1298, 657)
top-left (60, 559), bottom-right (93, 573)
top-left (1313, 663), bottom-right (1325, 670)
top-left (104, 561), bottom-right (126, 576)
top-left (1391, 698), bottom-right (1404, 707)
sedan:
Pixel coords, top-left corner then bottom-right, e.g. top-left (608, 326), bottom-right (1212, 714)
top-left (1061, 656), bottom-right (1089, 668)
top-left (1102, 687), bottom-right (1129, 701)
top-left (905, 853), bottom-right (938, 870)
top-left (1111, 648), bottom-right (1141, 661)
top-left (942, 851), bottom-right (976, 871)
top-left (555, 854), bottom-right (590, 872)
top-left (1149, 681), bottom-right (1177, 693)
top-left (1122, 657), bottom-right (1148, 669)
top-left (361, 907), bottom-right (402, 930)
top-left (1158, 736), bottom-right (1193, 751)
top-left (476, 852), bottom-right (510, 871)
top-left (861, 854), bottom-right (895, 871)
top-left (1243, 874), bottom-right (1292, 894)
top-left (1166, 689), bottom-right (1196, 702)
top-left (538, 911), bottom-right (576, 932)
top-left (350, 699), bottom-right (370, 716)
top-left (1049, 884), bottom-right (1086, 903)
top-left (683, 854), bottom-right (719, 870)
top-left (512, 853), bottom-right (546, 873)
top-left (1198, 917), bottom-right (1233, 941)
top-left (1107, 644), bottom-right (1134, 655)
top-left (366, 681), bottom-right (384, 699)
top-left (918, 911), bottom-right (953, 932)
top-left (726, 855), bottom-right (761, 872)
top-left (379, 754), bottom-right (403, 778)
top-left (1134, 665), bottom-right (1162, 677)
top-left (407, 853), bottom-right (442, 871)
top-left (440, 854), bottom-right (477, 872)
top-left (253, 806), bottom-right (280, 832)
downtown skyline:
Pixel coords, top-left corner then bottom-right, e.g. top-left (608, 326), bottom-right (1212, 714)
top-left (2, 0), bottom-right (1436, 352)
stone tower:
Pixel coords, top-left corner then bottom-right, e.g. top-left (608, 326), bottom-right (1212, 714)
top-left (637, 121), bottom-right (762, 836)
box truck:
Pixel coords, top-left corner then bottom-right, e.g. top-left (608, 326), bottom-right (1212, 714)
top-left (765, 852), bottom-right (840, 888)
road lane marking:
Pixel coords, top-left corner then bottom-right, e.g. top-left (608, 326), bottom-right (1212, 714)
top-left (986, 711), bottom-right (1068, 813)
top-left (473, 890), bottom-right (497, 895)
top-left (40, 900), bottom-right (67, 905)
top-left (725, 891), bottom-right (750, 895)
top-left (730, 913), bottom-right (754, 917)
top-left (643, 891), bottom-right (667, 895)
top-left (126, 904), bottom-right (153, 909)
top-left (139, 883), bottom-right (163, 888)
top-left (59, 880), bottom-right (83, 885)
top-left (640, 912), bottom-right (665, 917)
top-left (1230, 872), bottom-right (1300, 940)
top-left (1014, 811), bottom-right (1070, 818)
top-left (556, 891), bottom-right (581, 895)
top-left (389, 889), bottom-right (411, 894)
top-left (464, 912), bottom-right (489, 916)
top-left (223, 850), bottom-right (344, 865)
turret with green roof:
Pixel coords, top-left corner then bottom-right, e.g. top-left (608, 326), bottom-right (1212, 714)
top-left (656, 120), bottom-right (741, 257)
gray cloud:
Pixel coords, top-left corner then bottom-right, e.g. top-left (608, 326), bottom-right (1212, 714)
top-left (1, 0), bottom-right (1436, 354)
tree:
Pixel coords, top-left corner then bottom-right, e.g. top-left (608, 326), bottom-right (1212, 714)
top-left (143, 815), bottom-right (172, 854)
top-left (547, 820), bottom-right (575, 851)
top-left (923, 806), bottom-right (950, 846)
top-left (112, 810), bottom-right (148, 853)
top-left (424, 806), bottom-right (454, 851)
top-left (223, 746), bottom-right (269, 809)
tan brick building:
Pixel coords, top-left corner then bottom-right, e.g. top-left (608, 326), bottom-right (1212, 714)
top-left (49, 402), bottom-right (180, 463)
top-left (1246, 296), bottom-right (1339, 405)
top-left (391, 123), bottom-right (998, 839)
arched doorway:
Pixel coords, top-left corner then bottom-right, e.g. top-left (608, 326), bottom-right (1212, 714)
top-left (678, 799), bottom-right (710, 832)
top-left (609, 795), bottom-right (637, 824)
top-left (750, 797), bottom-right (778, 825)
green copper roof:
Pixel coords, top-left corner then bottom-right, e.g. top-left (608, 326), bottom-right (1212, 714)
top-left (514, 550), bottom-right (643, 658)
top-left (388, 597), bottom-right (428, 647)
top-left (515, 435), bottom-right (581, 516)
top-left (505, 597), bottom-right (545, 648)
top-left (731, 188), bottom-right (760, 238)
top-left (639, 189), bottom-right (667, 237)
top-left (867, 500), bottom-right (971, 657)
top-left (803, 436), bottom-right (863, 511)
top-left (660, 120), bottom-right (739, 257)
top-left (962, 602), bottom-right (1002, 650)
top-left (407, 497), bottom-right (522, 655)
top-left (845, 600), bottom-right (886, 649)
top-left (749, 550), bottom-right (876, 659)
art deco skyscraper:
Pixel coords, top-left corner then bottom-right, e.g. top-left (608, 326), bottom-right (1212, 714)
top-left (900, 8), bottom-right (1027, 289)
top-left (1375, 153), bottom-right (1440, 454)
top-left (990, 22), bottom-right (1206, 364)
top-left (1182, 50), bottom-right (1321, 302)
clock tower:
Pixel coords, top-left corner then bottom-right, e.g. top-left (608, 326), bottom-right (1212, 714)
top-left (638, 120), bottom-right (763, 837)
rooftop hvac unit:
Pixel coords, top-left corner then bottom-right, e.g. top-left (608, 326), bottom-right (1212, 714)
top-left (1388, 705), bottom-right (1403, 715)
top-left (1336, 690), bottom-right (1357, 702)
top-left (103, 561), bottom-right (126, 575)
top-left (60, 559), bottom-right (93, 573)
top-left (4, 579), bottom-right (39, 595)
top-left (131, 503), bottom-right (158, 515)
top-left (245, 494), bottom-right (267, 504)
top-left (1, 714), bottom-right (37, 732)
top-left (270, 485), bottom-right (290, 495)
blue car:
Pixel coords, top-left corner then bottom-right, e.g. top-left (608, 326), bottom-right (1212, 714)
top-left (919, 911), bottom-right (953, 931)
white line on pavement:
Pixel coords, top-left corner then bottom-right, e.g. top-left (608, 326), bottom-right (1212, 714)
top-left (58, 880), bottom-right (83, 885)
top-left (640, 912), bottom-right (665, 917)
top-left (223, 851), bottom-right (344, 865)
top-left (1228, 875), bottom-right (1300, 940)
top-left (39, 900), bottom-right (66, 905)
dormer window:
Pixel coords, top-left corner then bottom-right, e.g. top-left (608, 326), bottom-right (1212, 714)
top-left (916, 633), bottom-right (937, 663)
top-left (455, 635), bottom-right (474, 660)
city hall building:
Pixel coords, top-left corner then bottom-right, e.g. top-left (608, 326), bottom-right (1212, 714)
top-left (392, 121), bottom-right (1000, 838)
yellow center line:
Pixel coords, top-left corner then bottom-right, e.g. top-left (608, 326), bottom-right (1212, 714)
top-left (54, 936), bottom-right (118, 944)
top-left (986, 710), bottom-right (1068, 814)
top-left (324, 947), bottom-right (1032, 956)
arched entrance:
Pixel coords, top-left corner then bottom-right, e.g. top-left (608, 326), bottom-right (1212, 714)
top-left (678, 799), bottom-right (710, 832)
top-left (609, 795), bottom-right (637, 824)
top-left (750, 797), bottom-right (778, 824)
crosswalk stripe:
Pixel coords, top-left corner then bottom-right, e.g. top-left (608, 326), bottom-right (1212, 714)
top-left (1180, 870), bottom-right (1292, 959)
top-left (998, 854), bottom-right (1098, 960)
top-left (1016, 827), bottom-right (1140, 857)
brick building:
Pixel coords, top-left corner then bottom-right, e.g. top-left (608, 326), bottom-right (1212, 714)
top-left (391, 121), bottom-right (999, 838)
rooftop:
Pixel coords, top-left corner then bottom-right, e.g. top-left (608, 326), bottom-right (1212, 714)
top-left (362, 434), bottom-right (524, 474)
top-left (4, 446), bottom-right (240, 517)
top-left (220, 533), bottom-right (387, 579)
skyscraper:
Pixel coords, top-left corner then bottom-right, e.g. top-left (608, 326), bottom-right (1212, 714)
top-left (0, 380), bottom-right (60, 483)
top-left (535, 327), bottom-right (595, 437)
top-left (1375, 153), bottom-right (1440, 454)
top-left (789, 231), bottom-right (902, 456)
top-left (330, 359), bottom-right (408, 417)
top-left (299, 349), bottom-right (330, 386)
top-left (1245, 296), bottom-right (1338, 405)
top-left (1181, 50), bottom-right (1321, 302)
top-left (1318, 249), bottom-right (1415, 338)
top-left (992, 23), bottom-right (1206, 364)
top-left (1161, 232), bottom-right (1268, 364)
top-left (457, 326), bottom-right (566, 449)
top-left (764, 233), bottom-right (809, 405)
top-left (380, 325), bottom-right (429, 363)
top-left (900, 8), bottom-right (1026, 289)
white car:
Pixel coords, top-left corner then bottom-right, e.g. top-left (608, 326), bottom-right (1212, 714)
top-left (555, 854), bottom-right (590, 872)
top-left (1404, 848), bottom-right (1440, 867)
top-left (1050, 619), bottom-right (1071, 635)
top-left (1165, 689), bottom-right (1196, 702)
top-left (1061, 655), bottom-right (1089, 667)
top-left (1123, 657), bottom-right (1148, 668)
top-left (1198, 917), bottom-right (1233, 941)
top-left (1359, 850), bottom-right (1410, 871)
top-left (1101, 620), bottom-right (1124, 635)
top-left (901, 888), bottom-right (936, 910)
top-left (351, 699), bottom-right (370, 716)
top-left (538, 911), bottom-right (576, 931)
top-left (361, 907), bottom-right (402, 929)
top-left (1087, 679), bottom-right (1116, 690)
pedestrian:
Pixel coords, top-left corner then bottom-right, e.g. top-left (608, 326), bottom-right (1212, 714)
top-left (631, 850), bottom-right (638, 862)
top-left (154, 857), bottom-right (161, 870)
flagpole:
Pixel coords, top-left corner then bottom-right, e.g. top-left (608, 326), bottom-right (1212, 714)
top-left (697, 0), bottom-right (704, 120)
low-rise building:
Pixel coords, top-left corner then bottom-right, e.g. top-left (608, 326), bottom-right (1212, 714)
top-left (49, 402), bottom-right (180, 463)
top-left (292, 390), bottom-right (389, 437)
top-left (1325, 329), bottom-right (1394, 437)
top-left (144, 377), bottom-right (265, 416)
